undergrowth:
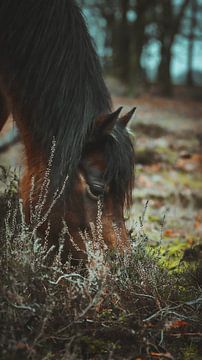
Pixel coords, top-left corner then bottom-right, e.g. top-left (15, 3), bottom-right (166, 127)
top-left (0, 191), bottom-right (201, 360)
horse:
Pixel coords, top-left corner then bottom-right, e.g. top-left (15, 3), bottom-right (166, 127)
top-left (0, 0), bottom-right (135, 263)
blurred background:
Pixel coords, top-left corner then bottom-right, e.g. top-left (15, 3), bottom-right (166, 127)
top-left (78, 0), bottom-right (202, 263)
top-left (0, 0), bottom-right (201, 265)
top-left (79, 0), bottom-right (202, 98)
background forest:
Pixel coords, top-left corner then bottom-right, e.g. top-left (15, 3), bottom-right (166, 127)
top-left (79, 0), bottom-right (202, 97)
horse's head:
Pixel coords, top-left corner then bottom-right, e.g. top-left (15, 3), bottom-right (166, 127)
top-left (65, 107), bottom-right (135, 261)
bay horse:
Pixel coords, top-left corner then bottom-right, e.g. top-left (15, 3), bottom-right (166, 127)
top-left (0, 0), bottom-right (135, 263)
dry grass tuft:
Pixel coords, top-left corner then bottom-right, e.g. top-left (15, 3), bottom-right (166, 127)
top-left (0, 191), bottom-right (201, 360)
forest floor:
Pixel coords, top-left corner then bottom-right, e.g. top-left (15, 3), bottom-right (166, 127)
top-left (0, 94), bottom-right (201, 360)
top-left (113, 95), bottom-right (202, 268)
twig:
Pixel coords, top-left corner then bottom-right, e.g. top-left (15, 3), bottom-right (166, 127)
top-left (168, 332), bottom-right (202, 337)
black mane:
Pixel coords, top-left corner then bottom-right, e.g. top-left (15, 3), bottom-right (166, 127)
top-left (105, 124), bottom-right (135, 207)
top-left (0, 0), bottom-right (134, 205)
top-left (0, 0), bottom-right (111, 187)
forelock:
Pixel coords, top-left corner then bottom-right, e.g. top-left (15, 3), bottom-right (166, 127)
top-left (104, 124), bottom-right (135, 207)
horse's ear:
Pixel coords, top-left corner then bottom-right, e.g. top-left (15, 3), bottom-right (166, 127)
top-left (119, 107), bottom-right (136, 127)
top-left (95, 107), bottom-right (123, 134)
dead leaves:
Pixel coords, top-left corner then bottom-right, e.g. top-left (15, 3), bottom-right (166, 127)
top-left (175, 153), bottom-right (202, 172)
top-left (164, 320), bottom-right (189, 330)
top-left (163, 229), bottom-right (180, 238)
top-left (150, 352), bottom-right (174, 359)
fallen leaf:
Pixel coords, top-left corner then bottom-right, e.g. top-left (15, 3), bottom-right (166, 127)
top-left (164, 229), bottom-right (179, 238)
top-left (165, 320), bottom-right (189, 329)
top-left (150, 351), bottom-right (174, 359)
top-left (15, 342), bottom-right (30, 350)
top-left (194, 220), bottom-right (201, 230)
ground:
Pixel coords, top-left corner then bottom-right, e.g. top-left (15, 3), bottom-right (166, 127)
top-left (0, 93), bottom-right (201, 360)
top-left (0, 94), bottom-right (202, 266)
top-left (114, 95), bottom-right (202, 268)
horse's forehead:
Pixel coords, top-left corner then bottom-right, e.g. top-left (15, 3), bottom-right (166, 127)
top-left (82, 148), bottom-right (106, 171)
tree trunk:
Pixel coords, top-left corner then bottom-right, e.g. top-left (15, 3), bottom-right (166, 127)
top-left (187, 0), bottom-right (197, 86)
top-left (130, 0), bottom-right (148, 94)
top-left (157, 0), bottom-right (190, 96)
top-left (103, 1), bottom-right (130, 82)
top-left (158, 40), bottom-right (172, 96)
top-left (157, 0), bottom-right (173, 96)
top-left (117, 0), bottom-right (130, 81)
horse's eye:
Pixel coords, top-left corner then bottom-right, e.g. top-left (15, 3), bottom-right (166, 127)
top-left (86, 183), bottom-right (105, 200)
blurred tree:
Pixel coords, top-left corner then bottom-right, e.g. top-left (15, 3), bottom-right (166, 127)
top-left (182, 0), bottom-right (202, 86)
top-left (155, 0), bottom-right (190, 95)
top-left (187, 0), bottom-right (197, 85)
top-left (80, 0), bottom-right (156, 94)
top-left (79, 0), bottom-right (202, 96)
top-left (130, 0), bottom-right (156, 91)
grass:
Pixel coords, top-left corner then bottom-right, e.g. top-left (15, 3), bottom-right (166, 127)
top-left (0, 191), bottom-right (201, 360)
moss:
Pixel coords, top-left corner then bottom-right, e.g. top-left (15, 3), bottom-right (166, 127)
top-left (163, 171), bottom-right (202, 190)
top-left (148, 214), bottom-right (162, 224)
top-left (41, 353), bottom-right (55, 360)
top-left (79, 336), bottom-right (113, 355)
top-left (155, 145), bottom-right (178, 164)
top-left (181, 345), bottom-right (202, 360)
top-left (149, 240), bottom-right (190, 271)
